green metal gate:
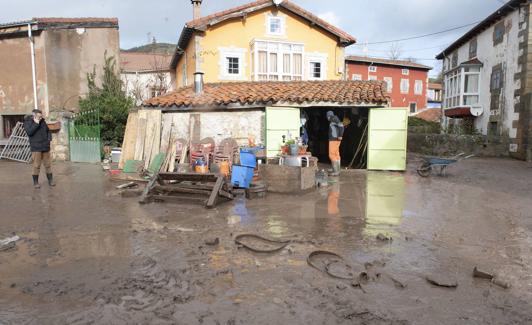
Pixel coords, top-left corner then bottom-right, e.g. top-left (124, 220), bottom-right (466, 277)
top-left (68, 109), bottom-right (101, 163)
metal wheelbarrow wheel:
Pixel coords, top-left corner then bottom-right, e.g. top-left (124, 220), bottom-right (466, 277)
top-left (417, 162), bottom-right (431, 177)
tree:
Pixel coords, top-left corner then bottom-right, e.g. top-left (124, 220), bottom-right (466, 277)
top-left (79, 53), bottom-right (134, 147)
top-left (388, 43), bottom-right (403, 60)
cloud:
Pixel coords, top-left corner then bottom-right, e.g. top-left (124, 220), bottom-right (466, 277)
top-left (317, 11), bottom-right (340, 26)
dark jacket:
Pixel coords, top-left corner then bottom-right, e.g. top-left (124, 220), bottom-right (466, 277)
top-left (24, 116), bottom-right (51, 152)
top-left (328, 116), bottom-right (344, 141)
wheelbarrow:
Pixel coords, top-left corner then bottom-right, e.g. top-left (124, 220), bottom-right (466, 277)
top-left (417, 153), bottom-right (474, 177)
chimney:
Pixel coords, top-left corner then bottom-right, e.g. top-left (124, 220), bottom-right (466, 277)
top-left (191, 0), bottom-right (202, 20)
top-left (194, 72), bottom-right (204, 94)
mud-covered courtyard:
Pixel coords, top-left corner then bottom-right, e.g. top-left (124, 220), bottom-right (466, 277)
top-left (1, 157), bottom-right (531, 325)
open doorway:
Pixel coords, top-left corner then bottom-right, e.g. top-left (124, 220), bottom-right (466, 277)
top-left (301, 107), bottom-right (369, 169)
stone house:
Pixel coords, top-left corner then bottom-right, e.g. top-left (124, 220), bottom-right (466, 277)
top-left (436, 0), bottom-right (532, 160)
top-left (170, 0), bottom-right (356, 88)
top-left (0, 17), bottom-right (119, 160)
top-left (120, 51), bottom-right (174, 106)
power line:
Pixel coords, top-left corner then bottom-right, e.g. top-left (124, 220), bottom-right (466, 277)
top-left (354, 21), bottom-right (481, 45)
top-left (361, 43), bottom-right (451, 53)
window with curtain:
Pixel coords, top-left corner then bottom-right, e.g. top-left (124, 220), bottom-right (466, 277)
top-left (443, 66), bottom-right (480, 108)
top-left (251, 40), bottom-right (303, 81)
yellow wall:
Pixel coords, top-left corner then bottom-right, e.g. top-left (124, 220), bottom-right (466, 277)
top-left (176, 36), bottom-right (196, 88)
top-left (175, 6), bottom-right (346, 88)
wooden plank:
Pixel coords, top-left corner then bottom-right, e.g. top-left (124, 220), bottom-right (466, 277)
top-left (151, 195), bottom-right (206, 204)
top-left (150, 110), bottom-right (162, 169)
top-left (139, 173), bottom-right (160, 204)
top-left (119, 111), bottom-right (139, 169)
top-left (159, 113), bottom-right (173, 154)
top-left (134, 116), bottom-right (147, 161)
top-left (158, 172), bottom-right (218, 182)
top-left (206, 176), bottom-right (224, 209)
top-left (154, 185), bottom-right (211, 196)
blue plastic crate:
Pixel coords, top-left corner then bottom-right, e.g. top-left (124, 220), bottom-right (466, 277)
top-left (231, 165), bottom-right (254, 189)
top-left (239, 149), bottom-right (257, 168)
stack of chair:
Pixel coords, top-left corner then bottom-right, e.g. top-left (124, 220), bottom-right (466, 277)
top-left (213, 138), bottom-right (239, 169)
top-left (190, 137), bottom-right (215, 166)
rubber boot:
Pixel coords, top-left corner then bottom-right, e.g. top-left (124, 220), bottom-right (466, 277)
top-left (46, 173), bottom-right (56, 187)
top-left (330, 161), bottom-right (341, 177)
top-left (32, 175), bottom-right (40, 189)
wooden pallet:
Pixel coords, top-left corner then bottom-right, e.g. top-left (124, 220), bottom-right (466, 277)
top-left (139, 172), bottom-right (232, 208)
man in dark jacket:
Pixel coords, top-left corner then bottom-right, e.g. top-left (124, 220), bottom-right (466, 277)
top-left (326, 111), bottom-right (344, 176)
top-left (23, 109), bottom-right (55, 188)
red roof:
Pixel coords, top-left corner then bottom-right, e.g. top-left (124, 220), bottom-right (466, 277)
top-left (428, 83), bottom-right (442, 90)
top-left (345, 55), bottom-right (432, 70)
top-left (186, 0), bottom-right (355, 44)
top-left (172, 0), bottom-right (356, 68)
top-left (412, 108), bottom-right (442, 122)
top-left (144, 80), bottom-right (389, 108)
top-left (0, 17), bottom-right (119, 29)
top-left (120, 52), bottom-right (172, 72)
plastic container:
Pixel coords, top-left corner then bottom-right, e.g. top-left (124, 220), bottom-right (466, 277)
top-left (231, 165), bottom-right (254, 188)
top-left (219, 161), bottom-right (230, 177)
top-left (289, 143), bottom-right (299, 156)
top-left (239, 148), bottom-right (257, 168)
top-left (194, 158), bottom-right (208, 174)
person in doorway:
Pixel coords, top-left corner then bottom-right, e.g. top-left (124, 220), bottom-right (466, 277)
top-left (24, 109), bottom-right (55, 188)
top-left (326, 111), bottom-right (344, 176)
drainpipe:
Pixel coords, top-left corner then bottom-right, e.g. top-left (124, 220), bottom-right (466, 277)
top-left (28, 23), bottom-right (38, 110)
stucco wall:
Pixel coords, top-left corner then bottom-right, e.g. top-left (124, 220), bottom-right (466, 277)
top-left (176, 6), bottom-right (345, 87)
top-left (122, 71), bottom-right (172, 106)
top-left (442, 9), bottom-right (520, 140)
top-left (161, 110), bottom-right (265, 146)
top-left (44, 27), bottom-right (120, 112)
top-left (346, 62), bottom-right (429, 111)
top-left (0, 30), bottom-right (48, 116)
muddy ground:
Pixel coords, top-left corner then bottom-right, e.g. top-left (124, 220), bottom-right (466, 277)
top-left (0, 157), bottom-right (531, 325)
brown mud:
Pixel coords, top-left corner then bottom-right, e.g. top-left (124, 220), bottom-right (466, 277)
top-left (0, 157), bottom-right (531, 324)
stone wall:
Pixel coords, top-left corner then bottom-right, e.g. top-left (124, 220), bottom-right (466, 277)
top-left (49, 111), bottom-right (72, 161)
top-left (407, 133), bottom-right (509, 157)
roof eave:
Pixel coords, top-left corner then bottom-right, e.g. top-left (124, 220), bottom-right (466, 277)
top-left (436, 0), bottom-right (523, 59)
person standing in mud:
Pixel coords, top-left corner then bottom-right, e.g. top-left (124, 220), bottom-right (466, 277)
top-left (24, 109), bottom-right (55, 188)
top-left (326, 111), bottom-right (344, 176)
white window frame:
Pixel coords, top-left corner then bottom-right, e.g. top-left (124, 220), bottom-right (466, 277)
top-left (402, 68), bottom-right (409, 75)
top-left (368, 65), bottom-right (377, 73)
top-left (400, 78), bottom-right (409, 94)
top-left (306, 52), bottom-right (327, 81)
top-left (251, 39), bottom-right (304, 81)
top-left (414, 80), bottom-right (423, 95)
top-left (368, 75), bottom-right (377, 81)
top-left (383, 76), bottom-right (393, 92)
top-left (352, 74), bottom-right (362, 81)
top-left (266, 14), bottom-right (286, 36)
top-left (443, 66), bottom-right (481, 109)
top-left (219, 47), bottom-right (246, 80)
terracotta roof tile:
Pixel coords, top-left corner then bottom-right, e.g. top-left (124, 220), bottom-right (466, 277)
top-left (346, 55), bottom-right (432, 70)
top-left (33, 17), bottom-right (119, 24)
top-left (120, 52), bottom-right (172, 72)
top-left (144, 80), bottom-right (389, 108)
top-left (185, 0), bottom-right (355, 43)
top-left (412, 108), bottom-right (442, 122)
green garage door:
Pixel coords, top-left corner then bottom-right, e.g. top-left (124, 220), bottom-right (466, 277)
top-left (367, 108), bottom-right (408, 171)
top-left (265, 107), bottom-right (300, 157)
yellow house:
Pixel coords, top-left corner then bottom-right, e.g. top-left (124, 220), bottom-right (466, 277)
top-left (170, 0), bottom-right (356, 88)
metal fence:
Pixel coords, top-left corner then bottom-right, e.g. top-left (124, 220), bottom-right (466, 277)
top-left (68, 109), bottom-right (101, 163)
top-left (0, 122), bottom-right (32, 163)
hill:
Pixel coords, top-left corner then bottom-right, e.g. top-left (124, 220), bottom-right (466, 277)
top-left (124, 43), bottom-right (176, 55)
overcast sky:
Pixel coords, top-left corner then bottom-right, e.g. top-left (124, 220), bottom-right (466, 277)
top-left (1, 0), bottom-right (509, 76)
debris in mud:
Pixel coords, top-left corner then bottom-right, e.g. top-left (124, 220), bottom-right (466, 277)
top-left (0, 235), bottom-right (20, 252)
top-left (491, 277), bottom-right (511, 289)
top-left (473, 267), bottom-right (494, 280)
top-left (116, 182), bottom-right (138, 189)
top-left (425, 274), bottom-right (458, 288)
top-left (472, 267), bottom-right (511, 289)
top-left (234, 234), bottom-right (290, 253)
top-left (205, 238), bottom-right (220, 246)
top-left (120, 189), bottom-right (143, 197)
top-left (308, 251), bottom-right (356, 280)
top-left (376, 233), bottom-right (392, 242)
